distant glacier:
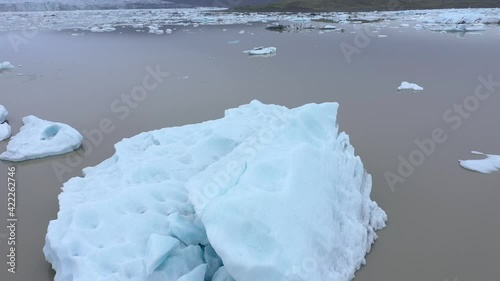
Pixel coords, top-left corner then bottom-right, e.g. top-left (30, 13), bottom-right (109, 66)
top-left (0, 0), bottom-right (192, 11)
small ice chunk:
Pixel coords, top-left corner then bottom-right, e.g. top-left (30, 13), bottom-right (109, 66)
top-left (0, 115), bottom-right (83, 162)
top-left (0, 61), bottom-right (15, 71)
top-left (321, 25), bottom-right (337, 30)
top-left (238, 30), bottom-right (245, 34)
top-left (0, 122), bottom-right (11, 141)
top-left (0, 105), bottom-right (8, 123)
top-left (459, 151), bottom-right (500, 173)
top-left (166, 29), bottom-right (173, 34)
top-left (243, 46), bottom-right (277, 56)
top-left (378, 34), bottom-right (388, 38)
top-left (397, 81), bottom-right (423, 91)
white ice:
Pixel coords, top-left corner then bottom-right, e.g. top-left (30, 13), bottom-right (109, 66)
top-left (0, 115), bottom-right (83, 162)
top-left (0, 104), bottom-right (10, 141)
top-left (0, 104), bottom-right (8, 123)
top-left (397, 81), bottom-right (423, 91)
top-left (321, 25), bottom-right (337, 29)
top-left (244, 46), bottom-right (277, 56)
top-left (459, 151), bottom-right (500, 173)
top-left (0, 122), bottom-right (11, 141)
top-left (1, 7), bottom-right (499, 35)
top-left (0, 61), bottom-right (15, 71)
top-left (44, 101), bottom-right (386, 281)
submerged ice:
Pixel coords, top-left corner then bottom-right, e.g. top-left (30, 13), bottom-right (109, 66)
top-left (0, 115), bottom-right (83, 162)
top-left (44, 101), bottom-right (386, 281)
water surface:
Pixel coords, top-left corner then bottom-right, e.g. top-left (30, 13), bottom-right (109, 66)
top-left (0, 23), bottom-right (499, 281)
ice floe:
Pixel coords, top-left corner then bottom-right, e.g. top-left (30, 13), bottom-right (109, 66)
top-left (321, 25), bottom-right (337, 30)
top-left (0, 61), bottom-right (15, 71)
top-left (44, 101), bottom-right (386, 281)
top-left (0, 123), bottom-right (11, 141)
top-left (397, 81), bottom-right (423, 91)
top-left (459, 151), bottom-right (500, 173)
top-left (0, 115), bottom-right (83, 162)
top-left (0, 105), bottom-right (8, 123)
top-left (244, 46), bottom-right (277, 56)
top-left (0, 105), bottom-right (10, 141)
top-left (1, 7), bottom-right (500, 35)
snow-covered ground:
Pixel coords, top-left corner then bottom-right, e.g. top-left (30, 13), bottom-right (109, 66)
top-left (459, 151), bottom-right (500, 173)
top-left (44, 101), bottom-right (387, 281)
top-left (397, 81), bottom-right (423, 91)
top-left (1, 7), bottom-right (500, 33)
top-left (0, 115), bottom-right (83, 161)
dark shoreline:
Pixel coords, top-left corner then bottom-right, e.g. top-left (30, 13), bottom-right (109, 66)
top-left (232, 1), bottom-right (500, 13)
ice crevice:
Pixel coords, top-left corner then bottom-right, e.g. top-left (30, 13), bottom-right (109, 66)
top-left (44, 100), bottom-right (387, 281)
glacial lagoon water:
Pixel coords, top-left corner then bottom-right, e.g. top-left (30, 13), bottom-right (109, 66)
top-left (1, 22), bottom-right (500, 281)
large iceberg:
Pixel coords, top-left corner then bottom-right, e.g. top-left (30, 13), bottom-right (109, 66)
top-left (0, 115), bottom-right (83, 162)
top-left (44, 101), bottom-right (386, 281)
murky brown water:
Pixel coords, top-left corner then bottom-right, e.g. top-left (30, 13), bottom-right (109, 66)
top-left (0, 22), bottom-right (499, 281)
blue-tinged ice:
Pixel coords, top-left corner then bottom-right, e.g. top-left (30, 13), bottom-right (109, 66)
top-left (0, 115), bottom-right (82, 161)
top-left (44, 101), bottom-right (386, 281)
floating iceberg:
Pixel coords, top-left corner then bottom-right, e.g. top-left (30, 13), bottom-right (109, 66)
top-left (397, 81), bottom-right (423, 91)
top-left (44, 101), bottom-right (386, 281)
top-left (0, 104), bottom-right (10, 141)
top-left (0, 122), bottom-right (11, 141)
top-left (0, 104), bottom-right (8, 123)
top-left (0, 61), bottom-right (15, 71)
top-left (459, 151), bottom-right (500, 173)
top-left (0, 115), bottom-right (83, 162)
top-left (244, 47), bottom-right (277, 56)
top-left (321, 25), bottom-right (337, 30)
